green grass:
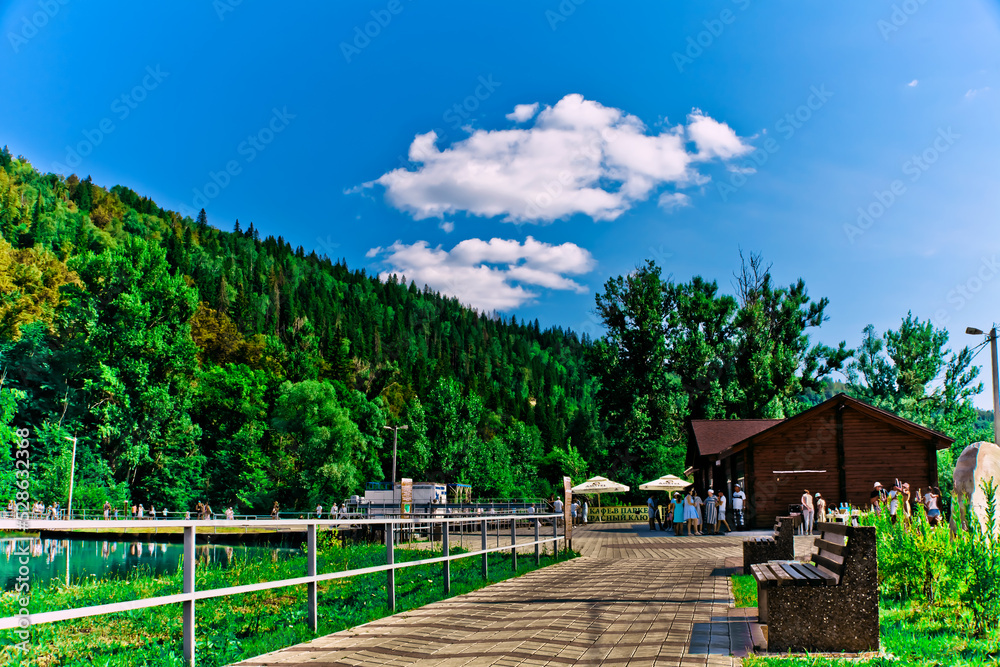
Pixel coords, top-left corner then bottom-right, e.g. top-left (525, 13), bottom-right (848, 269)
top-left (0, 541), bottom-right (575, 666)
top-left (731, 574), bottom-right (757, 607)
top-left (740, 598), bottom-right (1000, 666)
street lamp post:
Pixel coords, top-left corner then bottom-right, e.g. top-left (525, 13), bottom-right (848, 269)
top-left (64, 435), bottom-right (78, 520)
top-left (382, 425), bottom-right (409, 504)
top-left (966, 326), bottom-right (1000, 446)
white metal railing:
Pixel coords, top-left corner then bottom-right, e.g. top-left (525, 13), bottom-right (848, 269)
top-left (0, 513), bottom-right (566, 666)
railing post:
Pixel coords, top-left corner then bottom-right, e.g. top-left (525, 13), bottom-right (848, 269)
top-left (386, 521), bottom-right (395, 612)
top-left (307, 523), bottom-right (317, 632)
top-left (442, 521), bottom-right (450, 595)
top-left (510, 515), bottom-right (517, 570)
top-left (552, 513), bottom-right (558, 557)
top-left (534, 517), bottom-right (540, 565)
top-left (183, 524), bottom-right (195, 666)
top-left (480, 519), bottom-right (488, 580)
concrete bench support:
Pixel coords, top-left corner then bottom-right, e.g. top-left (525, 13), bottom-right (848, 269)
top-left (754, 523), bottom-right (878, 654)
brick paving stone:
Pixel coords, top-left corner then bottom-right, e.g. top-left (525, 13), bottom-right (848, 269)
top-left (231, 523), bottom-right (818, 667)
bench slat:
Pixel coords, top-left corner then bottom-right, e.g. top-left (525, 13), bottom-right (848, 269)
top-left (801, 564), bottom-right (840, 586)
top-left (814, 538), bottom-right (846, 556)
top-left (779, 562), bottom-right (816, 586)
top-left (771, 563), bottom-right (795, 586)
top-left (815, 521), bottom-right (848, 536)
top-left (789, 562), bottom-right (822, 581)
top-left (813, 553), bottom-right (844, 576)
top-left (812, 562), bottom-right (841, 585)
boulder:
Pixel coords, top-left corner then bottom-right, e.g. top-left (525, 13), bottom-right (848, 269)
top-left (953, 441), bottom-right (1000, 535)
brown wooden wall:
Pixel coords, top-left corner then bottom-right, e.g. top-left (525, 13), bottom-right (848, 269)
top-left (746, 408), bottom-right (840, 528)
top-left (841, 407), bottom-right (936, 509)
top-left (737, 403), bottom-right (938, 528)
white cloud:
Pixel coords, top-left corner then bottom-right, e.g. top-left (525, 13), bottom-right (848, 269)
top-left (686, 109), bottom-right (753, 160)
top-left (966, 87), bottom-right (990, 99)
top-left (439, 221), bottom-right (454, 233)
top-left (907, 79), bottom-right (919, 87)
top-left (506, 103), bottom-right (539, 122)
top-left (363, 94), bottom-right (752, 224)
top-left (657, 192), bottom-right (690, 212)
top-left (368, 236), bottom-right (596, 311)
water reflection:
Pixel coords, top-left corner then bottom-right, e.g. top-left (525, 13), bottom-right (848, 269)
top-left (0, 537), bottom-right (298, 590)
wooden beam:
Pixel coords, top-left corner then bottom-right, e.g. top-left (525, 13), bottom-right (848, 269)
top-left (746, 441), bottom-right (756, 528)
top-left (836, 402), bottom-right (847, 505)
top-left (928, 439), bottom-right (939, 487)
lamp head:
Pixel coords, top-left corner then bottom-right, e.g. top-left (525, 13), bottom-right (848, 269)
top-left (967, 327), bottom-right (985, 335)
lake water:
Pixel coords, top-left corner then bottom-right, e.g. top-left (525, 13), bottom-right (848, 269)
top-left (0, 537), bottom-right (300, 590)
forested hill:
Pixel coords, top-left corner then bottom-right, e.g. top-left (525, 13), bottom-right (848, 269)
top-left (0, 148), bottom-right (599, 511)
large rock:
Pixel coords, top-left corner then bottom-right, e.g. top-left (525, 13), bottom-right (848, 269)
top-left (953, 441), bottom-right (1000, 535)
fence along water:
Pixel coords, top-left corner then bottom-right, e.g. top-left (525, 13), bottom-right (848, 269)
top-left (0, 513), bottom-right (565, 666)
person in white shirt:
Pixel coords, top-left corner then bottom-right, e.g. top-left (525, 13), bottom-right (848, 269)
top-left (315, 504), bottom-right (323, 519)
top-left (552, 498), bottom-right (563, 528)
top-left (732, 484), bottom-right (746, 529)
top-left (888, 484), bottom-right (900, 523)
top-left (716, 491), bottom-right (731, 534)
top-left (582, 500), bottom-right (588, 524)
top-left (801, 490), bottom-right (814, 535)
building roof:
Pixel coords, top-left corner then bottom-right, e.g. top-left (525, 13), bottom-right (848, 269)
top-left (690, 393), bottom-right (955, 460)
top-left (690, 419), bottom-right (784, 457)
top-left (717, 393), bottom-right (954, 457)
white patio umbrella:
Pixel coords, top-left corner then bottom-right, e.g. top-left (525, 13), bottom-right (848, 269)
top-left (639, 474), bottom-right (692, 492)
top-left (570, 476), bottom-right (630, 522)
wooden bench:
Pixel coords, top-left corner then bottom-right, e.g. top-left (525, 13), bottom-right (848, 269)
top-left (742, 515), bottom-right (796, 570)
top-left (750, 522), bottom-right (878, 653)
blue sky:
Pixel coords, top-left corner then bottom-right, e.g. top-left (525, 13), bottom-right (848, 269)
top-left (2, 1), bottom-right (1000, 406)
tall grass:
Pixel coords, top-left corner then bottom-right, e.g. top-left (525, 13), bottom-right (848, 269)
top-left (743, 482), bottom-right (1000, 665)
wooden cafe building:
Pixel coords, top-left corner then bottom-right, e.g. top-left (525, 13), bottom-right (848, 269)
top-left (686, 393), bottom-right (953, 528)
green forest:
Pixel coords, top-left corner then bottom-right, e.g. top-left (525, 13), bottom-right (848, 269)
top-left (0, 147), bottom-right (989, 513)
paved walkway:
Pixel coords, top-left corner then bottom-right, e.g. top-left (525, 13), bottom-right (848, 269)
top-left (233, 524), bottom-right (815, 667)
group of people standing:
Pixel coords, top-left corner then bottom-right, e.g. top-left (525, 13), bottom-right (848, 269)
top-left (870, 481), bottom-right (943, 526)
top-left (648, 485), bottom-right (748, 536)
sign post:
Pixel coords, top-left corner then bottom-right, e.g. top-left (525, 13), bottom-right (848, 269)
top-left (400, 478), bottom-right (413, 517)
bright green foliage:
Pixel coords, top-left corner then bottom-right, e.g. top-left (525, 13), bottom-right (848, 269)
top-left (0, 383), bottom-right (24, 496)
top-left (959, 478), bottom-right (1000, 637)
top-left (271, 380), bottom-right (376, 504)
top-left (588, 254), bottom-right (849, 491)
top-left (730, 574), bottom-right (757, 607)
top-left (0, 153), bottom-right (594, 509)
top-left (846, 312), bottom-right (988, 492)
